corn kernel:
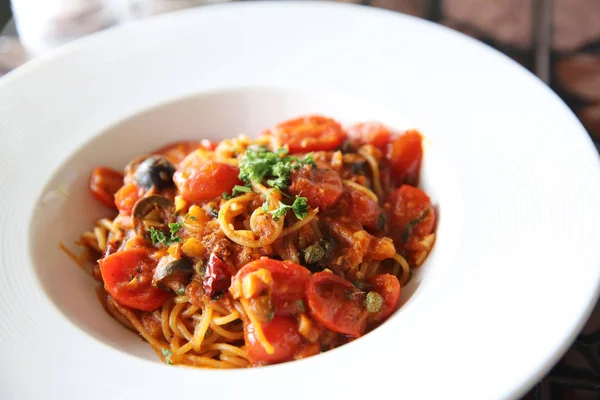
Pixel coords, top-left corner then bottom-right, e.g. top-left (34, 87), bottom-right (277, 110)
top-left (167, 243), bottom-right (181, 258)
top-left (181, 237), bottom-right (205, 258)
top-left (187, 205), bottom-right (209, 225)
top-left (174, 196), bottom-right (187, 213)
top-left (298, 313), bottom-right (320, 343)
top-left (241, 269), bottom-right (273, 299)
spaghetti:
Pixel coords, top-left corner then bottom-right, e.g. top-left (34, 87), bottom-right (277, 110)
top-left (75, 115), bottom-right (436, 368)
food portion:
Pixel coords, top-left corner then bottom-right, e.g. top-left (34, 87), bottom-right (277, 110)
top-left (71, 115), bottom-right (436, 368)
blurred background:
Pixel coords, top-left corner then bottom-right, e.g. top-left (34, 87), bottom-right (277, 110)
top-left (0, 1), bottom-right (599, 399)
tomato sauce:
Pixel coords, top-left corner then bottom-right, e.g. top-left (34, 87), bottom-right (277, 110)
top-left (82, 115), bottom-right (436, 367)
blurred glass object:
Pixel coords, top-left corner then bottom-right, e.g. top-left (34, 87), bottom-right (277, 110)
top-left (9, 0), bottom-right (229, 56)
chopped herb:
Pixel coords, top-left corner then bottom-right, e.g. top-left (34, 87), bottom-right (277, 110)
top-left (161, 348), bottom-right (173, 365)
top-left (402, 208), bottom-right (430, 243)
top-left (189, 216), bottom-right (197, 221)
top-left (169, 222), bottom-right (183, 237)
top-left (205, 329), bottom-right (212, 338)
top-left (175, 287), bottom-right (187, 296)
top-left (149, 222), bottom-right (182, 246)
top-left (364, 291), bottom-right (384, 313)
top-left (376, 213), bottom-right (387, 231)
top-left (270, 202), bottom-right (290, 221)
top-left (238, 147), bottom-right (314, 191)
top-left (232, 185), bottom-right (251, 195)
top-left (303, 152), bottom-right (316, 167)
top-left (296, 299), bottom-right (306, 313)
top-left (290, 196), bottom-right (309, 219)
top-left (262, 189), bottom-right (273, 213)
top-left (149, 227), bottom-right (167, 246)
top-left (223, 185), bottom-right (252, 200)
top-left (269, 195), bottom-right (310, 221)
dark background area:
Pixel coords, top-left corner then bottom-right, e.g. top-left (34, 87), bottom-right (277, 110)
top-left (0, 0), bottom-right (10, 29)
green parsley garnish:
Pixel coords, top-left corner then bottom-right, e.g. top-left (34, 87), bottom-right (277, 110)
top-left (238, 147), bottom-right (315, 191)
top-left (149, 227), bottom-right (167, 245)
top-left (149, 222), bottom-right (183, 246)
top-left (169, 222), bottom-right (183, 237)
top-left (233, 185), bottom-right (251, 194)
top-left (270, 195), bottom-right (309, 221)
top-left (223, 185), bottom-right (252, 200)
top-left (161, 348), bottom-right (173, 365)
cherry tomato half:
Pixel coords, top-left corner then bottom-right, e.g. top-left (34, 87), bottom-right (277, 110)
top-left (174, 152), bottom-right (242, 202)
top-left (342, 186), bottom-right (384, 230)
top-left (347, 122), bottom-right (392, 150)
top-left (99, 248), bottom-right (169, 311)
top-left (268, 115), bottom-right (347, 153)
top-left (114, 183), bottom-right (143, 216)
top-left (245, 315), bottom-right (302, 365)
top-left (89, 167), bottom-right (124, 209)
top-left (154, 140), bottom-right (217, 165)
top-left (367, 274), bottom-right (400, 324)
top-left (232, 259), bottom-right (310, 316)
top-left (307, 272), bottom-right (367, 337)
top-left (387, 185), bottom-right (435, 242)
top-left (289, 165), bottom-right (343, 211)
top-left (386, 130), bottom-right (423, 185)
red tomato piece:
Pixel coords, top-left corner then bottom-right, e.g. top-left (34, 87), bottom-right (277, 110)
top-left (367, 274), bottom-right (400, 324)
top-left (387, 185), bottom-right (435, 242)
top-left (89, 167), bottom-right (124, 209)
top-left (347, 122), bottom-right (392, 150)
top-left (174, 152), bottom-right (242, 202)
top-left (245, 315), bottom-right (302, 365)
top-left (232, 259), bottom-right (310, 316)
top-left (203, 253), bottom-right (232, 299)
top-left (154, 140), bottom-right (217, 165)
top-left (386, 130), bottom-right (423, 185)
top-left (268, 115), bottom-right (347, 153)
top-left (289, 166), bottom-right (343, 211)
top-left (99, 249), bottom-right (169, 311)
top-left (343, 187), bottom-right (384, 230)
top-left (114, 183), bottom-right (143, 216)
top-left (307, 272), bottom-right (367, 337)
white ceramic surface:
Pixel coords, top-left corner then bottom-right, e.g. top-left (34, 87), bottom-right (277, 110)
top-left (0, 2), bottom-right (599, 400)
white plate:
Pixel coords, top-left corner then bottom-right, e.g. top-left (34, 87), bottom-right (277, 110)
top-left (1, 2), bottom-right (599, 399)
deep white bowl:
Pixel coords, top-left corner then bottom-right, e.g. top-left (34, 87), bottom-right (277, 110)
top-left (0, 3), bottom-right (599, 400)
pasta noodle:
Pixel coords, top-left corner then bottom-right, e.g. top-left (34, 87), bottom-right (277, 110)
top-left (73, 115), bottom-right (436, 369)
